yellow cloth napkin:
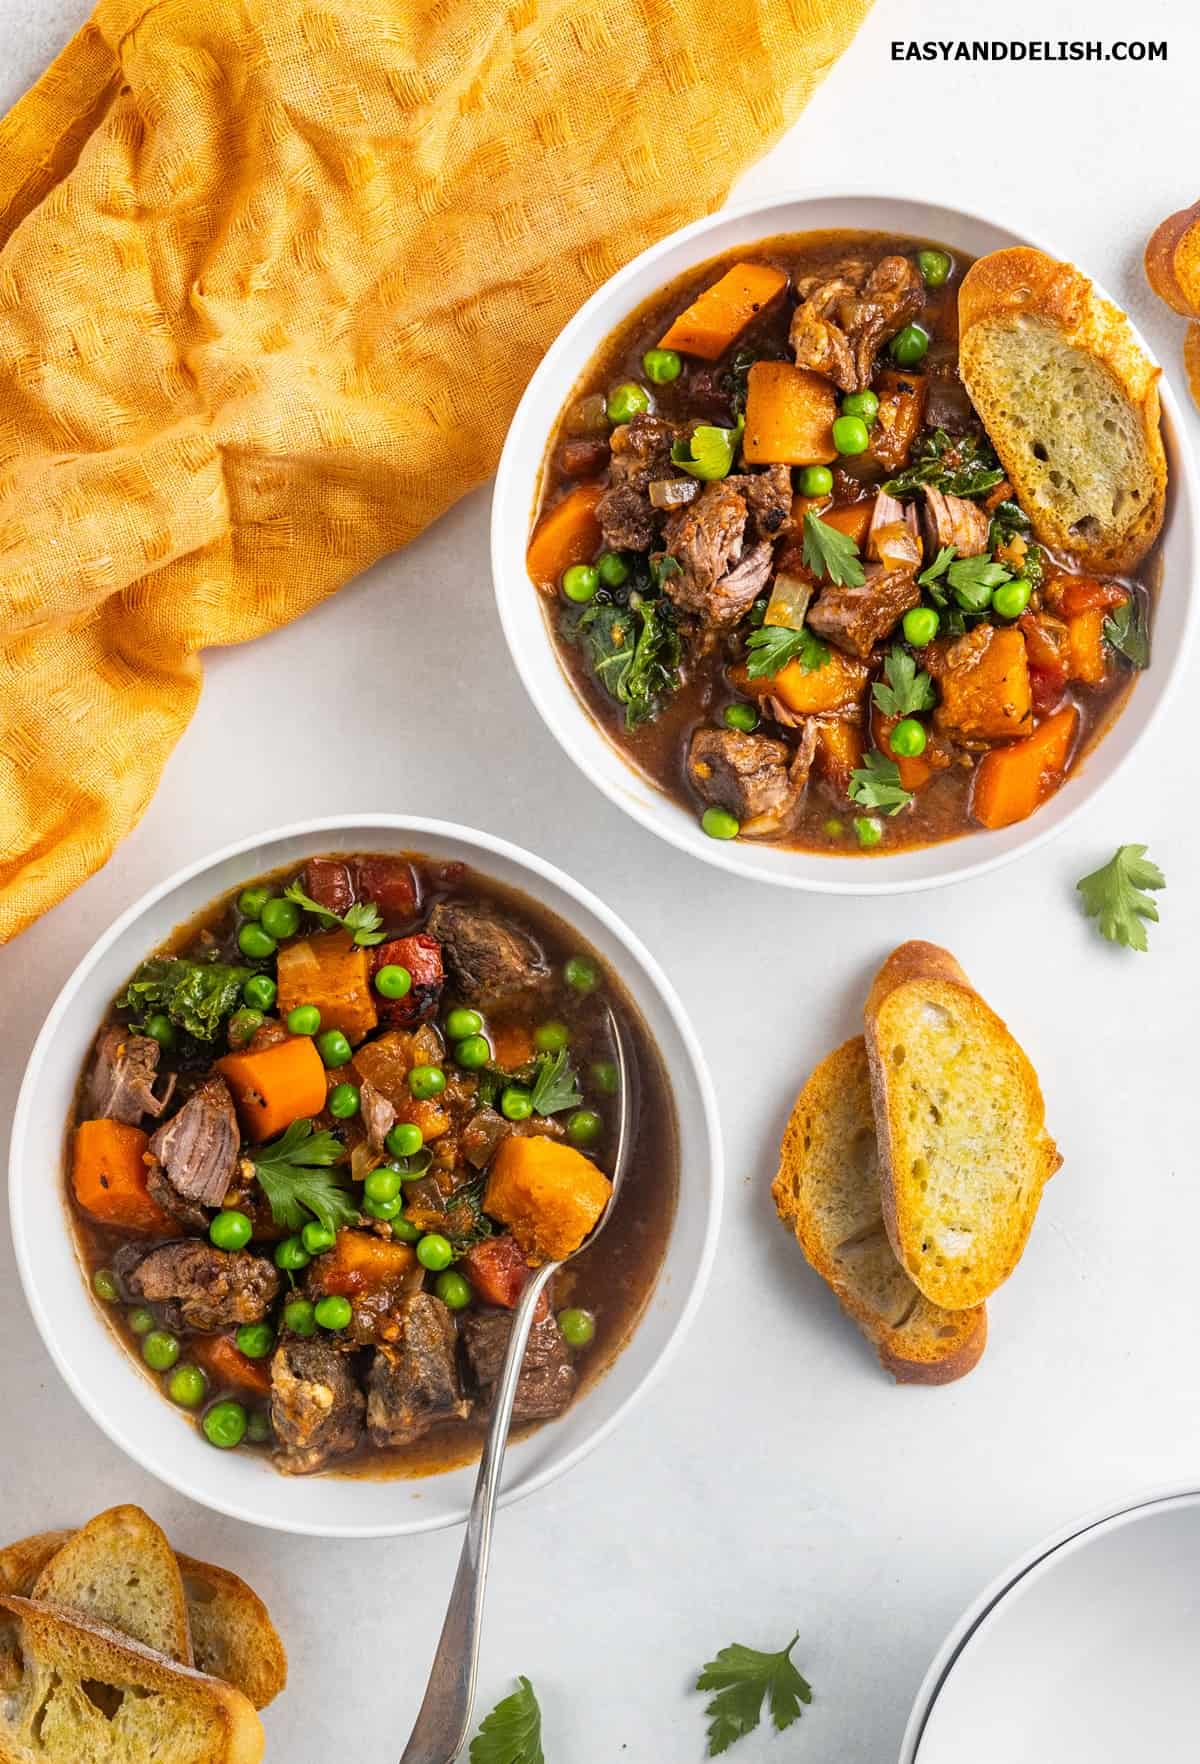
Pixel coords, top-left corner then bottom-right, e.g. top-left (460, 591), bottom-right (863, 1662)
top-left (0, 0), bottom-right (870, 940)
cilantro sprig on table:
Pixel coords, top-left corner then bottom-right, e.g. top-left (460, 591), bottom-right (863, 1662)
top-left (696, 1632), bottom-right (813, 1756)
top-left (251, 1119), bottom-right (359, 1234)
top-left (1076, 844), bottom-right (1165, 951)
top-left (470, 1677), bottom-right (543, 1764)
top-left (282, 880), bottom-right (386, 946)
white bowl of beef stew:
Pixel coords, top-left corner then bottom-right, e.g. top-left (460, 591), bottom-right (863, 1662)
top-left (9, 816), bottom-right (721, 1537)
top-left (492, 193), bottom-right (1198, 892)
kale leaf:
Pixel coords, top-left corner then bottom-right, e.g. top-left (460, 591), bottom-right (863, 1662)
top-left (117, 957), bottom-right (250, 1042)
top-left (576, 592), bottom-right (682, 729)
top-left (882, 427), bottom-right (1006, 499)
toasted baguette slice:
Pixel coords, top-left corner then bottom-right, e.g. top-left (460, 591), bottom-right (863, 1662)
top-left (865, 942), bottom-right (1061, 1311)
top-left (772, 1038), bottom-right (986, 1384)
top-left (0, 1535), bottom-right (71, 1598)
top-left (0, 1596), bottom-right (263, 1764)
top-left (32, 1507), bottom-right (192, 1667)
top-left (1145, 198), bottom-right (1200, 317)
top-left (1185, 324), bottom-right (1200, 417)
top-left (958, 247), bottom-right (1165, 574)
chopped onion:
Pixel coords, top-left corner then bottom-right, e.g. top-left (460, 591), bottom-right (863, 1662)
top-left (566, 393), bottom-right (610, 436)
top-left (764, 569), bottom-right (813, 631)
top-left (649, 477), bottom-right (699, 509)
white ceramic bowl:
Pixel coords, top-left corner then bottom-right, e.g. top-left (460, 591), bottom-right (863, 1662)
top-left (9, 815), bottom-right (722, 1538)
top-left (492, 192), bottom-right (1199, 893)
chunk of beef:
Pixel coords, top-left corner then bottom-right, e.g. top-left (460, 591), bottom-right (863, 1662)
top-left (556, 437), bottom-right (610, 480)
top-left (366, 1294), bottom-right (470, 1446)
top-left (807, 565), bottom-right (921, 659)
top-left (461, 1309), bottom-right (577, 1422)
top-left (85, 1026), bottom-right (176, 1127)
top-left (726, 465), bottom-right (794, 541)
top-left (369, 934), bottom-right (443, 1026)
top-left (147, 1076), bottom-right (239, 1210)
top-left (607, 414), bottom-right (675, 490)
top-left (354, 857), bottom-right (421, 921)
top-left (922, 486), bottom-right (989, 558)
top-left (597, 482), bottom-right (656, 553)
top-left (462, 1107), bottom-right (511, 1170)
top-left (359, 1079), bottom-right (396, 1155)
top-left (116, 1239), bottom-right (280, 1333)
top-left (687, 723), bottom-right (816, 832)
top-left (145, 1163), bottom-right (209, 1234)
top-left (790, 255), bottom-right (925, 393)
top-left (302, 857), bottom-right (355, 917)
top-left (245, 1017), bottom-right (290, 1054)
top-left (661, 482), bottom-right (775, 627)
top-left (425, 902), bottom-right (549, 1007)
top-left (271, 1337), bottom-right (364, 1475)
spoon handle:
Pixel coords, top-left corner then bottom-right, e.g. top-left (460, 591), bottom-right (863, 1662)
top-left (399, 1257), bottom-right (559, 1764)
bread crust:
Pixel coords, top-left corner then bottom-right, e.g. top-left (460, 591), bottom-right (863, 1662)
top-left (33, 1505), bottom-right (193, 1667)
top-left (958, 246), bottom-right (1166, 574)
top-left (1145, 200), bottom-right (1200, 317)
top-left (1185, 324), bottom-right (1200, 416)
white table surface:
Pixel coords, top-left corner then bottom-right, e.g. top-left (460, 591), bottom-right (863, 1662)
top-left (2, 1), bottom-right (1196, 1758)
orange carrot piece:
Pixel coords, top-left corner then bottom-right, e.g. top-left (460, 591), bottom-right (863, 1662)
top-left (276, 931), bottom-right (377, 1046)
top-left (1066, 608), bottom-right (1108, 684)
top-left (490, 1021), bottom-right (535, 1069)
top-left (820, 501), bottom-right (873, 549)
top-left (743, 362), bottom-right (837, 465)
top-left (72, 1120), bottom-right (174, 1234)
top-left (217, 1036), bottom-right (328, 1142)
top-left (526, 483), bottom-right (604, 594)
top-left (194, 1334), bottom-right (272, 1398)
top-left (970, 705), bottom-right (1079, 830)
top-left (872, 707), bottom-right (934, 792)
top-left (658, 262), bottom-right (788, 360)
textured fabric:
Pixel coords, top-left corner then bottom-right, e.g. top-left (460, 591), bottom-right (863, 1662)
top-left (0, 0), bottom-right (871, 939)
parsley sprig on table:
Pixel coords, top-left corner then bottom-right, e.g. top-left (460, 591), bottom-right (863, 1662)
top-left (252, 1119), bottom-right (359, 1233)
top-left (802, 511), bottom-right (865, 587)
top-left (1076, 844), bottom-right (1165, 951)
top-left (470, 1677), bottom-right (543, 1764)
top-left (872, 646), bottom-right (935, 719)
top-left (282, 881), bottom-right (386, 946)
top-left (744, 621), bottom-right (830, 680)
top-left (696, 1633), bottom-right (813, 1755)
top-left (848, 751), bottom-right (913, 815)
top-left (528, 1049), bottom-right (583, 1117)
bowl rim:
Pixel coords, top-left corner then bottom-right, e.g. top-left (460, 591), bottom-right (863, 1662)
top-left (8, 813), bottom-right (724, 1537)
top-left (491, 185), bottom-right (1200, 895)
top-left (897, 1480), bottom-right (1200, 1761)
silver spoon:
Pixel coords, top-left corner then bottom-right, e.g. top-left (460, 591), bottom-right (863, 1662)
top-left (400, 1004), bottom-right (634, 1764)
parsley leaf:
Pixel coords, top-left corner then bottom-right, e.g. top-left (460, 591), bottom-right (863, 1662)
top-left (946, 554), bottom-right (1012, 612)
top-left (282, 881), bottom-right (386, 946)
top-left (918, 544), bottom-right (955, 590)
top-left (1103, 597), bottom-right (1150, 670)
top-left (696, 1633), bottom-right (813, 1756)
top-left (882, 426), bottom-right (1005, 499)
top-left (118, 957), bottom-right (251, 1042)
top-left (745, 622), bottom-right (830, 680)
top-left (872, 646), bottom-right (936, 718)
top-left (670, 416), bottom-right (745, 481)
top-left (529, 1049), bottom-right (583, 1117)
top-left (470, 1676), bottom-right (543, 1764)
top-left (848, 751), bottom-right (913, 815)
top-left (251, 1119), bottom-right (360, 1234)
top-left (802, 511), bottom-right (866, 587)
top-left (1076, 844), bottom-right (1165, 951)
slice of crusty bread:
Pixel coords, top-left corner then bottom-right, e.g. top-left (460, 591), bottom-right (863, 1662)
top-left (772, 1037), bottom-right (986, 1384)
top-left (32, 1508), bottom-right (192, 1667)
top-left (958, 246), bottom-right (1166, 574)
top-left (1145, 198), bottom-right (1200, 318)
top-left (1185, 324), bottom-right (1200, 417)
top-left (0, 1596), bottom-right (263, 1764)
top-left (0, 1539), bottom-right (70, 1600)
top-left (864, 942), bottom-right (1061, 1312)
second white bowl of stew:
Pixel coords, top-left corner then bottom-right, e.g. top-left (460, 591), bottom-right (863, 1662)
top-left (492, 194), bottom-right (1196, 891)
top-left (10, 818), bottom-right (721, 1537)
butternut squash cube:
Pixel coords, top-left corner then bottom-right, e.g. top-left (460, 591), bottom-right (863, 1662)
top-left (484, 1135), bottom-right (612, 1262)
top-left (277, 930), bottom-right (377, 1046)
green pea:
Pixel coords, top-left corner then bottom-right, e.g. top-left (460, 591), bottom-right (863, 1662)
top-left (597, 551), bottom-right (630, 587)
top-left (238, 922), bottom-right (276, 961)
top-left (992, 578), bottom-right (1032, 620)
top-left (855, 816), bottom-right (884, 849)
top-left (534, 1020), bottom-right (570, 1053)
top-left (317, 1029), bottom-right (353, 1068)
top-left (298, 1222), bottom-right (335, 1258)
top-left (798, 465), bottom-right (834, 497)
top-left (408, 1064), bottom-right (446, 1099)
top-left (127, 1306), bottom-right (156, 1337)
top-left (260, 897), bottom-right (301, 941)
top-left (557, 1307), bottom-right (595, 1348)
top-left (723, 701), bottom-right (759, 733)
top-left (92, 1268), bottom-right (120, 1303)
top-left (243, 974), bottom-right (277, 1011)
top-left (237, 885), bottom-right (272, 920)
top-left (274, 1235), bottom-right (311, 1271)
top-left (416, 1233), bottom-right (453, 1272)
top-left (606, 381), bottom-right (651, 423)
top-left (245, 1409), bottom-right (273, 1444)
top-left (235, 1322), bottom-right (276, 1360)
top-left (167, 1364), bottom-right (207, 1408)
top-left (365, 1167), bottom-right (402, 1204)
top-left (903, 605), bottom-right (940, 646)
top-left (364, 1193), bottom-right (402, 1220)
top-left (286, 1004), bottom-right (321, 1036)
top-left (374, 964), bottom-right (413, 1000)
top-left (142, 1329), bottom-right (180, 1372)
top-left (823, 818), bottom-right (845, 838)
top-left (314, 1295), bottom-right (352, 1331)
top-left (701, 806), bottom-right (740, 840)
top-left (567, 1108), bottom-right (602, 1147)
top-left (917, 248), bottom-right (952, 288)
top-left (445, 1007), bottom-right (482, 1040)
top-left (642, 347), bottom-right (682, 385)
top-left (227, 1007), bottom-right (264, 1049)
top-left (890, 718), bottom-right (927, 758)
top-left (329, 1081), bottom-right (360, 1119)
top-left (143, 1013), bottom-right (176, 1051)
top-left (954, 576), bottom-right (994, 615)
top-left (390, 1216), bottom-right (422, 1243)
top-left (562, 564), bottom-right (599, 604)
top-left (841, 390), bottom-right (879, 424)
top-left (589, 1060), bottom-right (619, 1096)
top-left (435, 1270), bottom-right (472, 1310)
top-left (455, 1034), bottom-right (491, 1069)
top-left (500, 1086), bottom-right (533, 1122)
top-left (283, 1297), bottom-right (317, 1337)
top-left (203, 1400), bottom-right (248, 1450)
top-left (832, 414), bottom-right (870, 456)
top-left (889, 324), bottom-right (930, 367)
top-left (564, 955), bottom-right (599, 994)
top-left (386, 1122), bottom-right (425, 1159)
top-left (210, 1210), bottom-right (252, 1252)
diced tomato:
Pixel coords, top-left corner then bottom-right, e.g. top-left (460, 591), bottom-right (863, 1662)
top-left (463, 1235), bottom-right (530, 1308)
top-left (354, 858), bottom-right (420, 922)
top-left (303, 858), bottom-right (355, 917)
top-left (1043, 574), bottom-right (1129, 618)
top-left (370, 934), bottom-right (443, 1026)
top-left (1029, 666), bottom-right (1069, 718)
